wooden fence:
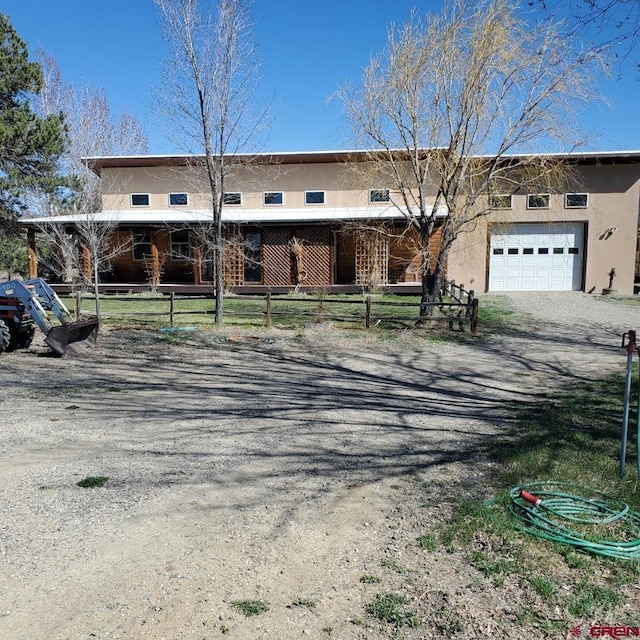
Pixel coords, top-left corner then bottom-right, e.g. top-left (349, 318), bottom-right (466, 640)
top-left (70, 280), bottom-right (478, 333)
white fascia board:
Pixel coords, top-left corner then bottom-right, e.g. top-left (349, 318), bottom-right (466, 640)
top-left (21, 205), bottom-right (447, 226)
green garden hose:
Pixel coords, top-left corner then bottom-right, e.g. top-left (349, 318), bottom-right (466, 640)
top-left (507, 482), bottom-right (640, 560)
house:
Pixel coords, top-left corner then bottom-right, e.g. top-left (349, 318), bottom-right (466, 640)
top-left (20, 150), bottom-right (640, 295)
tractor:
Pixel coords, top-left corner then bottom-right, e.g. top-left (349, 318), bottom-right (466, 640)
top-left (0, 279), bottom-right (99, 356)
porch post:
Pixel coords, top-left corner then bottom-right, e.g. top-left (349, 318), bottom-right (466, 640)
top-left (193, 246), bottom-right (202, 285)
top-left (81, 245), bottom-right (91, 282)
top-left (27, 228), bottom-right (38, 279)
top-left (150, 230), bottom-right (160, 288)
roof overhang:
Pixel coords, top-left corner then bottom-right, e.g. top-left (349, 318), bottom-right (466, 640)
top-left (83, 149), bottom-right (640, 173)
top-left (20, 205), bottom-right (448, 228)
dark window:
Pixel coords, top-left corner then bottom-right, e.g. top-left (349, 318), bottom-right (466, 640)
top-left (493, 248), bottom-right (504, 255)
top-left (527, 194), bottom-right (550, 208)
top-left (169, 193), bottom-right (188, 206)
top-left (131, 193), bottom-right (150, 207)
top-left (171, 231), bottom-right (190, 260)
top-left (565, 193), bottom-right (588, 208)
top-left (264, 191), bottom-right (283, 205)
top-left (538, 248), bottom-right (549, 254)
top-left (489, 194), bottom-right (512, 209)
top-left (133, 232), bottom-right (151, 261)
top-left (523, 248), bottom-right (534, 254)
top-left (244, 232), bottom-right (262, 282)
top-left (305, 191), bottom-right (325, 205)
top-left (568, 247), bottom-right (579, 254)
top-left (223, 192), bottom-right (242, 205)
top-left (508, 248), bottom-right (519, 255)
top-left (553, 247), bottom-right (564, 254)
top-left (370, 189), bottom-right (390, 203)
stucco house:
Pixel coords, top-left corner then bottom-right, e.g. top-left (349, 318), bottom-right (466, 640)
top-left (21, 150), bottom-right (640, 295)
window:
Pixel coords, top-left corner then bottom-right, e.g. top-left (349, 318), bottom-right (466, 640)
top-left (244, 232), bottom-right (262, 282)
top-left (370, 189), bottom-right (390, 203)
top-left (133, 232), bottom-right (151, 261)
top-left (538, 248), bottom-right (549, 254)
top-left (507, 248), bottom-right (519, 255)
top-left (171, 231), bottom-right (190, 260)
top-left (492, 248), bottom-right (504, 255)
top-left (264, 191), bottom-right (283, 205)
top-left (565, 193), bottom-right (588, 208)
top-left (169, 192), bottom-right (188, 206)
top-left (527, 194), bottom-right (550, 209)
top-left (523, 248), bottom-right (534, 254)
top-left (223, 192), bottom-right (242, 206)
top-left (305, 190), bottom-right (325, 205)
top-left (568, 247), bottom-right (579, 254)
top-left (553, 247), bottom-right (564, 254)
top-left (131, 193), bottom-right (150, 207)
top-left (489, 194), bottom-right (512, 209)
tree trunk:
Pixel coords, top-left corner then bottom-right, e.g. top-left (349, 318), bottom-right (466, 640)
top-left (93, 253), bottom-right (101, 324)
top-left (214, 217), bottom-right (223, 324)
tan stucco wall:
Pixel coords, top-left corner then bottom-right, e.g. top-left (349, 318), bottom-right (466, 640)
top-left (100, 163), bottom-right (390, 211)
top-left (447, 164), bottom-right (640, 294)
top-left (98, 158), bottom-right (640, 294)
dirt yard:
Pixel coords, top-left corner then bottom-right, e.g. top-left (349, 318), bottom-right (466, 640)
top-left (0, 293), bottom-right (638, 640)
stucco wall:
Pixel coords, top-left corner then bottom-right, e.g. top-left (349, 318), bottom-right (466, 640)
top-left (447, 163), bottom-right (640, 294)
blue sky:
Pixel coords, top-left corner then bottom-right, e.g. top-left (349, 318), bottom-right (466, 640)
top-left (3, 0), bottom-right (639, 154)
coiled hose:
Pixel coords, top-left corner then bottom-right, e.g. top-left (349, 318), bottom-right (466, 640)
top-left (508, 482), bottom-right (640, 560)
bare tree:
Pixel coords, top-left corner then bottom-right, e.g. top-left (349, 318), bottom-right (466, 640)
top-left (31, 51), bottom-right (148, 317)
top-left (339, 0), bottom-right (602, 316)
top-left (154, 0), bottom-right (269, 323)
top-left (529, 0), bottom-right (640, 70)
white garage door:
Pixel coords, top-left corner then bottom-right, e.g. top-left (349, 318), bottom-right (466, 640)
top-left (489, 223), bottom-right (584, 291)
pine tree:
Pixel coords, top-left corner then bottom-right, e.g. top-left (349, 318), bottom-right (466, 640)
top-left (0, 13), bottom-right (67, 275)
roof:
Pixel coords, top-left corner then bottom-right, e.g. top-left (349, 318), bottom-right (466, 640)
top-left (84, 149), bottom-right (640, 172)
top-left (20, 205), bottom-right (448, 227)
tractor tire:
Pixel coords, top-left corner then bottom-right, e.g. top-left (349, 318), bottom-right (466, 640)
top-left (8, 325), bottom-right (35, 351)
top-left (18, 326), bottom-right (35, 349)
top-left (0, 319), bottom-right (10, 354)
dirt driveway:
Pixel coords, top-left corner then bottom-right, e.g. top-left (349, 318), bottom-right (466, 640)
top-left (0, 293), bottom-right (637, 640)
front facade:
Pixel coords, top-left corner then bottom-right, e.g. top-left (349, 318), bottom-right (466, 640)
top-left (22, 150), bottom-right (640, 294)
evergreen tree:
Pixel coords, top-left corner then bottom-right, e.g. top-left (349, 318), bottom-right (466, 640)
top-left (0, 13), bottom-right (67, 275)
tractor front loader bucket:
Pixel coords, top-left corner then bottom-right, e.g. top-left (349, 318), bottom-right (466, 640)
top-left (44, 318), bottom-right (99, 356)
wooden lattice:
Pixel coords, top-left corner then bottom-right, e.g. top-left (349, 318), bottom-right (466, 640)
top-left (263, 229), bottom-right (291, 285)
top-left (355, 228), bottom-right (389, 287)
top-left (222, 234), bottom-right (244, 287)
top-left (291, 227), bottom-right (331, 286)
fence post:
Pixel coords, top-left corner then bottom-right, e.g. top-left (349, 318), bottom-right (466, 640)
top-left (365, 296), bottom-right (372, 329)
top-left (75, 290), bottom-right (82, 320)
top-left (266, 292), bottom-right (272, 328)
top-left (169, 291), bottom-right (175, 327)
top-left (470, 298), bottom-right (479, 335)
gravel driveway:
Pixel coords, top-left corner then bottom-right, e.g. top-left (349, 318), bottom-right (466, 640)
top-left (0, 292), bottom-right (637, 640)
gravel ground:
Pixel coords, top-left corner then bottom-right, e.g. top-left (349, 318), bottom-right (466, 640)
top-left (0, 292), bottom-right (638, 640)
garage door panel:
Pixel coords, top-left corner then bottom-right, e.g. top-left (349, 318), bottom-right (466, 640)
top-left (489, 223), bottom-right (584, 291)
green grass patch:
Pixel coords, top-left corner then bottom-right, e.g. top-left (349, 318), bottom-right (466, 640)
top-left (475, 294), bottom-right (525, 334)
top-left (360, 574), bottom-right (382, 584)
top-left (63, 291), bottom-right (516, 336)
top-left (527, 575), bottom-right (557, 599)
top-left (437, 365), bottom-right (640, 625)
top-left (230, 599), bottom-right (269, 616)
top-left (365, 592), bottom-right (420, 628)
top-left (566, 580), bottom-right (622, 616)
top-left (291, 598), bottom-right (316, 608)
top-left (416, 533), bottom-right (438, 551)
top-left (77, 476), bottom-right (109, 488)
top-left (380, 557), bottom-right (412, 575)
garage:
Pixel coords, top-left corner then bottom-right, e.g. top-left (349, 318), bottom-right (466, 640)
top-left (489, 223), bottom-right (584, 291)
